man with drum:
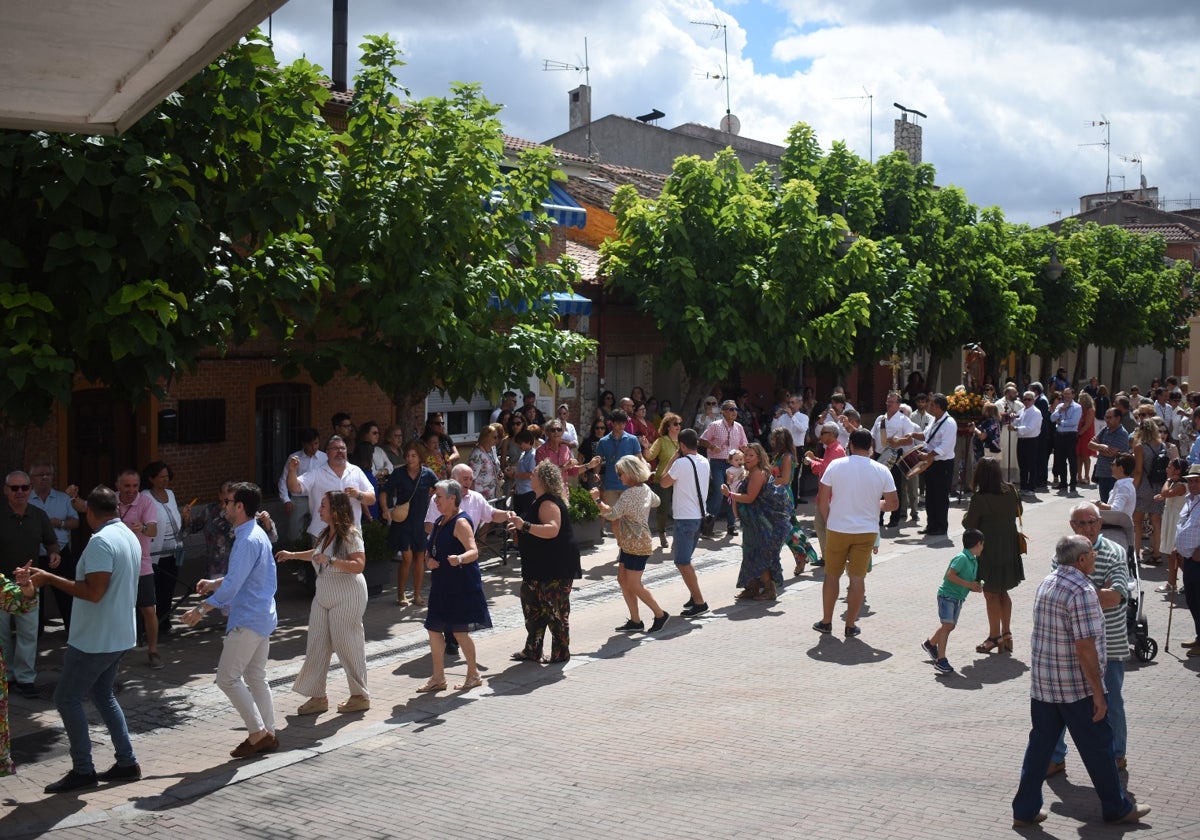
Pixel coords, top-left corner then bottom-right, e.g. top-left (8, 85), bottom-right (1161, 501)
top-left (872, 392), bottom-right (919, 529)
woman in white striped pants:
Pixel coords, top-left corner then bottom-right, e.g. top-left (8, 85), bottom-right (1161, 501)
top-left (276, 491), bottom-right (370, 714)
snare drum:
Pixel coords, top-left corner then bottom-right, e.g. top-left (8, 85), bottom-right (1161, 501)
top-left (875, 447), bottom-right (900, 469)
top-left (899, 446), bottom-right (930, 478)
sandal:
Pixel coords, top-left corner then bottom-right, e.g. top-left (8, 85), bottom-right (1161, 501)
top-left (976, 636), bottom-right (1001, 654)
top-left (510, 651), bottom-right (540, 662)
top-left (416, 679), bottom-right (446, 693)
top-left (1001, 632), bottom-right (1014, 653)
top-left (541, 655), bottom-right (570, 664)
top-left (793, 564), bottom-right (806, 577)
top-left (753, 582), bottom-right (777, 601)
top-left (455, 675), bottom-right (484, 691)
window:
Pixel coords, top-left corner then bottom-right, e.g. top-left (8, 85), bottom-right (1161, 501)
top-left (178, 399), bottom-right (226, 444)
top-left (425, 390), bottom-right (497, 443)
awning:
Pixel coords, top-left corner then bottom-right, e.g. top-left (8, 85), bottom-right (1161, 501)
top-left (488, 292), bottom-right (592, 317)
top-left (488, 180), bottom-right (587, 229)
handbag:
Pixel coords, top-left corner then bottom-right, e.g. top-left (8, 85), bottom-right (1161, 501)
top-left (390, 477), bottom-right (421, 522)
top-left (687, 455), bottom-right (716, 537)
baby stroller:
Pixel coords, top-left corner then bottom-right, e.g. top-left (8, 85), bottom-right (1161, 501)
top-left (1099, 510), bottom-right (1158, 661)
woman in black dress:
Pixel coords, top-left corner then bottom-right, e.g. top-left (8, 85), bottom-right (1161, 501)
top-left (508, 461), bottom-right (582, 664)
top-left (417, 479), bottom-right (490, 693)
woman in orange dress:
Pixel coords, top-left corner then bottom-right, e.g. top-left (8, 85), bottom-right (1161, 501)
top-left (1075, 391), bottom-right (1097, 485)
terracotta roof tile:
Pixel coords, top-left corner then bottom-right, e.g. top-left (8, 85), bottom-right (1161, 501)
top-left (565, 240), bottom-right (603, 283)
top-left (1123, 223), bottom-right (1200, 242)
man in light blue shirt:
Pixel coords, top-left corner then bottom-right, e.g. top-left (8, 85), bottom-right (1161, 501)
top-left (1050, 388), bottom-right (1083, 493)
top-left (30, 485), bottom-right (142, 793)
top-left (181, 481), bottom-right (279, 758)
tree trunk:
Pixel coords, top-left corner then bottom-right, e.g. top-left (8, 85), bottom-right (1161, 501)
top-left (1039, 356), bottom-right (1053, 386)
top-left (679, 379), bottom-right (715, 431)
top-left (394, 390), bottom-right (431, 443)
top-left (0, 420), bottom-right (27, 478)
top-left (1110, 347), bottom-right (1126, 393)
top-left (926, 355), bottom-right (943, 394)
top-left (1072, 344), bottom-right (1087, 388)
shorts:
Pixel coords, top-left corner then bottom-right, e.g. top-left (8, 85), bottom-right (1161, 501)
top-left (823, 530), bottom-right (875, 578)
top-left (937, 594), bottom-right (964, 625)
top-left (672, 519), bottom-right (702, 566)
top-left (618, 551), bottom-right (649, 572)
top-left (136, 573), bottom-right (156, 608)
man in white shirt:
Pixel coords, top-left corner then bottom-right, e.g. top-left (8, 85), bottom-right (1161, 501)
top-left (286, 435), bottom-right (375, 543)
top-left (873, 392), bottom-right (918, 528)
top-left (920, 394), bottom-right (957, 537)
top-left (277, 427), bottom-right (328, 542)
top-left (660, 429), bottom-right (710, 617)
top-left (773, 393), bottom-right (811, 502)
top-left (1014, 391), bottom-right (1044, 495)
top-left (814, 429), bottom-right (898, 637)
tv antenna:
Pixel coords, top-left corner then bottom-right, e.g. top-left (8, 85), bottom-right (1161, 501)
top-left (835, 87), bottom-right (874, 162)
top-left (1119, 154), bottom-right (1145, 190)
top-left (543, 38), bottom-right (594, 155)
top-left (691, 19), bottom-right (737, 133)
top-left (1080, 115), bottom-right (1111, 195)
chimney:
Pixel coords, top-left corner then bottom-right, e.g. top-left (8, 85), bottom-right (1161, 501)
top-left (894, 113), bottom-right (922, 166)
top-left (569, 85), bottom-right (591, 131)
top-left (332, 0), bottom-right (348, 92)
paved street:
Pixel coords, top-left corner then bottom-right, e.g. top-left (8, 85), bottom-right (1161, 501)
top-left (2, 488), bottom-right (1197, 839)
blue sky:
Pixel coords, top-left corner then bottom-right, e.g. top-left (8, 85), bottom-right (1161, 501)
top-left (265, 0), bottom-right (1200, 227)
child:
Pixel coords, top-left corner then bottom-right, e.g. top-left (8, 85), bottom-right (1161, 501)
top-left (1153, 456), bottom-right (1189, 593)
top-left (922, 528), bottom-right (984, 674)
top-left (1098, 453), bottom-right (1136, 517)
top-left (512, 430), bottom-right (537, 517)
top-left (725, 449), bottom-right (746, 523)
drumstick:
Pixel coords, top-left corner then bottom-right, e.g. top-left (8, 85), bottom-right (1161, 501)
top-left (187, 497), bottom-right (199, 507)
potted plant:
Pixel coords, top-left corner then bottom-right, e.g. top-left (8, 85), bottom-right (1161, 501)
top-left (568, 485), bottom-right (604, 546)
top-left (360, 518), bottom-right (393, 596)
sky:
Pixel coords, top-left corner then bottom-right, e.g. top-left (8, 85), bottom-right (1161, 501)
top-left (264, 0), bottom-right (1200, 227)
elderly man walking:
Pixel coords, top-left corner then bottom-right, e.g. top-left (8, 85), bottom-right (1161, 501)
top-left (1011, 534), bottom-right (1149, 827)
top-left (813, 429), bottom-right (897, 637)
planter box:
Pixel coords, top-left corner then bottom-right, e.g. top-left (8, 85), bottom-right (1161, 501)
top-left (573, 518), bottom-right (604, 547)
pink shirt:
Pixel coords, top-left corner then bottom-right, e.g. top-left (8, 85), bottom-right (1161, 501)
top-left (118, 492), bottom-right (157, 576)
top-left (535, 441), bottom-right (583, 476)
top-left (811, 440), bottom-right (846, 478)
top-left (700, 419), bottom-right (748, 461)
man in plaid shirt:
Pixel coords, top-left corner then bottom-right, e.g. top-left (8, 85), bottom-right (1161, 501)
top-left (1011, 535), bottom-right (1149, 827)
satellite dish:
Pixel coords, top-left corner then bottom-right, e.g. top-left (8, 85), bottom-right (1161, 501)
top-left (720, 113), bottom-right (741, 135)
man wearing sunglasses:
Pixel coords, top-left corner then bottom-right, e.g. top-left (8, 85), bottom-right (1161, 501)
top-left (1, 470), bottom-right (61, 698)
top-left (1014, 391), bottom-right (1044, 496)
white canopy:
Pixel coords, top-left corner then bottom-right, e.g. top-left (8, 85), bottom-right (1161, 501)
top-left (0, 0), bottom-right (287, 135)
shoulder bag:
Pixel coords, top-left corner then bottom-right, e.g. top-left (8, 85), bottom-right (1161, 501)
top-left (391, 475), bottom-right (421, 523)
top-left (687, 455), bottom-right (716, 537)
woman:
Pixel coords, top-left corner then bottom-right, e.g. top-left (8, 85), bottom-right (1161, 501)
top-left (381, 424), bottom-right (406, 471)
top-left (417, 479), bottom-right (490, 692)
top-left (969, 402), bottom-right (1002, 463)
top-left (723, 442), bottom-right (790, 601)
top-left (645, 412), bottom-right (682, 548)
top-left (277, 491), bottom-right (370, 714)
top-left (578, 417), bottom-right (608, 491)
top-left (352, 421), bottom-right (389, 520)
top-left (770, 427), bottom-right (818, 576)
top-left (501, 413), bottom-right (530, 496)
top-left (187, 481), bottom-right (278, 578)
top-left (1132, 417), bottom-right (1173, 563)
top-left (1095, 384), bottom-right (1111, 424)
top-left (1075, 392), bottom-right (1097, 485)
top-left (141, 461), bottom-right (187, 637)
top-left (594, 390), bottom-right (616, 425)
top-left (962, 458), bottom-right (1024, 653)
top-left (536, 420), bottom-right (595, 479)
top-left (593, 455), bottom-right (668, 633)
top-left (1155, 457), bottom-right (1189, 593)
top-left (804, 423), bottom-right (846, 563)
top-left (630, 385), bottom-right (647, 406)
top-left (420, 429), bottom-right (450, 480)
top-left (1, 563), bottom-right (36, 776)
top-left (629, 401), bottom-right (656, 443)
top-left (556, 404), bottom-right (579, 450)
top-left (509, 461), bottom-right (581, 664)
top-left (645, 397), bottom-right (662, 430)
top-left (467, 423), bottom-right (504, 501)
top-left (694, 397), bottom-right (720, 435)
top-left (382, 441), bottom-right (438, 606)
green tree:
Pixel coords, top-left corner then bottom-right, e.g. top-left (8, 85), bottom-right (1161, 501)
top-left (0, 31), bottom-right (333, 432)
top-left (280, 36), bottom-right (593, 425)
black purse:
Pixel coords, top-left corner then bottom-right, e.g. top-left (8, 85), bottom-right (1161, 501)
top-left (687, 455), bottom-right (716, 537)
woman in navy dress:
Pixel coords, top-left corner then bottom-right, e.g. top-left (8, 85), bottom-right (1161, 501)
top-left (417, 479), bottom-right (490, 693)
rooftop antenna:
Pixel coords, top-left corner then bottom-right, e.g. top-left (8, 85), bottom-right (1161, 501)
top-left (691, 19), bottom-right (738, 134)
top-left (543, 38), bottom-right (593, 156)
top-left (835, 86), bottom-right (874, 162)
top-left (1119, 154), bottom-right (1145, 190)
top-left (1081, 116), bottom-right (1111, 195)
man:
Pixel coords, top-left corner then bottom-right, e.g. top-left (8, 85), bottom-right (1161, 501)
top-left (814, 429), bottom-right (897, 637)
top-left (1011, 534), bottom-right (1149, 827)
top-left (595, 409), bottom-right (644, 516)
top-left (522, 391), bottom-right (546, 427)
top-left (1, 470), bottom-right (60, 697)
top-left (1151, 387), bottom-right (1173, 436)
top-left (1115, 394), bottom-right (1137, 434)
top-left (1046, 503), bottom-right (1131, 777)
top-left (659, 429), bottom-right (710, 617)
top-left (180, 481), bottom-right (278, 757)
top-left (1050, 387), bottom-right (1082, 493)
top-left (772, 393), bottom-right (810, 502)
top-left (27, 461), bottom-right (79, 635)
top-left (700, 400), bottom-right (749, 536)
top-left (277, 427), bottom-right (328, 542)
top-left (115, 469), bottom-right (162, 669)
top-left (1089, 408), bottom-right (1131, 503)
top-left (1169, 465), bottom-right (1200, 658)
top-left (1031, 382), bottom-right (1054, 490)
top-left (919, 394), bottom-right (956, 537)
top-left (1082, 376), bottom-right (1100, 400)
top-left (29, 485), bottom-right (142, 792)
top-left (1014, 391), bottom-right (1043, 496)
top-left (287, 435), bottom-right (375, 542)
top-left (872, 392), bottom-right (917, 528)
top-left (1166, 389), bottom-right (1188, 446)
top-left (331, 411), bottom-right (355, 448)
top-left (818, 392), bottom-right (852, 427)
top-left (491, 390), bottom-right (518, 423)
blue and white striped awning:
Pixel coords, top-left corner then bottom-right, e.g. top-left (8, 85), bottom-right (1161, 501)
top-left (488, 291), bottom-right (592, 317)
top-left (487, 180), bottom-right (587, 229)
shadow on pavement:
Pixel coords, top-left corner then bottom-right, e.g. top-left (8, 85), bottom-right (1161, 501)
top-left (805, 635), bottom-right (893, 665)
top-left (0, 789), bottom-right (87, 839)
top-left (959, 652), bottom-right (1031, 685)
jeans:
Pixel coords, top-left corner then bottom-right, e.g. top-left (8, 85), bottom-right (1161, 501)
top-left (1052, 660), bottom-right (1126, 761)
top-left (672, 519), bottom-right (702, 566)
top-left (1012, 695), bottom-right (1132, 823)
top-left (0, 606), bottom-right (39, 684)
top-left (707, 458), bottom-right (734, 526)
top-left (54, 646), bottom-right (136, 774)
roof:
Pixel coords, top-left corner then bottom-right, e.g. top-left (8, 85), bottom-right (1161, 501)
top-left (565, 240), bottom-right (603, 284)
top-left (0, 0), bottom-right (287, 135)
top-left (1122, 223), bottom-right (1200, 243)
top-left (1046, 199), bottom-right (1200, 240)
top-left (504, 134), bottom-right (592, 164)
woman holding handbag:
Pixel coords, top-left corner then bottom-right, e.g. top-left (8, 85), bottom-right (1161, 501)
top-left (141, 461), bottom-right (189, 638)
top-left (382, 441), bottom-right (437, 606)
top-left (961, 458), bottom-right (1024, 653)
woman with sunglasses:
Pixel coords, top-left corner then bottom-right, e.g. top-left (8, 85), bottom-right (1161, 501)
top-left (555, 404), bottom-right (579, 451)
top-left (501, 414), bottom-right (529, 498)
top-left (535, 421), bottom-right (599, 479)
top-left (594, 390), bottom-right (616, 425)
top-left (578, 418), bottom-right (608, 491)
top-left (645, 413), bottom-right (682, 548)
top-left (694, 398), bottom-right (720, 435)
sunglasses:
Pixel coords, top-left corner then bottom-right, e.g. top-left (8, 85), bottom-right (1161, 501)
top-left (7, 484), bottom-right (30, 492)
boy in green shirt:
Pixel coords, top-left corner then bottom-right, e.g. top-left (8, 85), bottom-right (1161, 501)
top-left (921, 528), bottom-right (984, 674)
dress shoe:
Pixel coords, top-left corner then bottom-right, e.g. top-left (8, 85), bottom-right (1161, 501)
top-left (97, 762), bottom-right (142, 783)
top-left (12, 681), bottom-right (39, 699)
top-left (44, 769), bottom-right (99, 793)
top-left (1013, 809), bottom-right (1049, 827)
top-left (1109, 804), bottom-right (1151, 824)
top-left (230, 732), bottom-right (279, 758)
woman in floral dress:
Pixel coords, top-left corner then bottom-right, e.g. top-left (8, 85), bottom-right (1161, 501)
top-left (1, 563), bottom-right (37, 776)
top-left (724, 442), bottom-right (791, 600)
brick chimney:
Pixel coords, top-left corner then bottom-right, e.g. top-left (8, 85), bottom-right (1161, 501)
top-left (569, 85), bottom-right (591, 131)
top-left (894, 112), bottom-right (922, 165)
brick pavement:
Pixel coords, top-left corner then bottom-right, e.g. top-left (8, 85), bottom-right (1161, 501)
top-left (2, 489), bottom-right (1197, 838)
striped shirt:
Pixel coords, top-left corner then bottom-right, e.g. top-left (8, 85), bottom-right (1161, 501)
top-left (1029, 564), bottom-right (1106, 704)
top-left (1051, 535), bottom-right (1129, 661)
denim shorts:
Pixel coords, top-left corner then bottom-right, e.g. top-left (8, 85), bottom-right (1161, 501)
top-left (618, 551), bottom-right (650, 572)
top-left (937, 594), bottom-right (964, 625)
top-left (672, 519), bottom-right (702, 566)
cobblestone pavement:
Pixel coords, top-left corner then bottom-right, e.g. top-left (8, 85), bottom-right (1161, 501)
top-left (2, 489), bottom-right (1197, 839)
